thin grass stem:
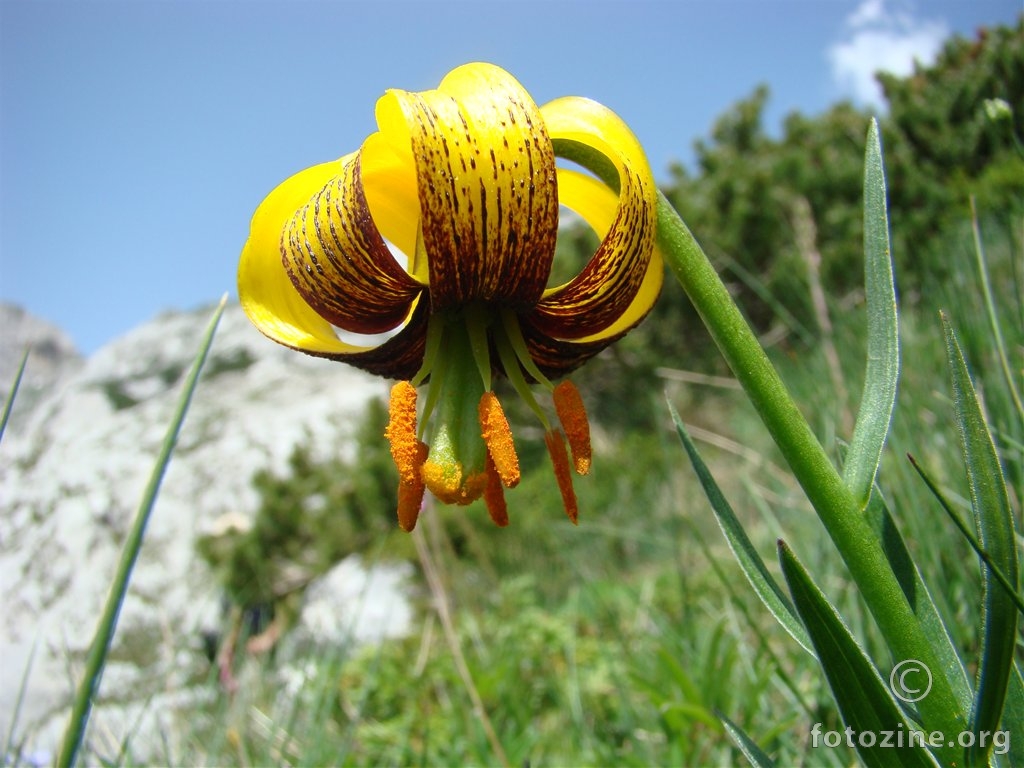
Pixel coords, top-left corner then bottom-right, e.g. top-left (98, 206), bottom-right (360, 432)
top-left (0, 348), bottom-right (29, 443)
top-left (56, 296), bottom-right (227, 767)
top-left (970, 196), bottom-right (1024, 422)
top-left (413, 507), bottom-right (509, 768)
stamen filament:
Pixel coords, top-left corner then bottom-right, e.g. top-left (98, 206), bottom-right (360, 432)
top-left (495, 328), bottom-right (550, 428)
top-left (553, 380), bottom-right (592, 475)
top-left (411, 312), bottom-right (446, 387)
top-left (418, 331), bottom-right (450, 436)
top-left (500, 309), bottom-right (554, 389)
top-left (545, 429), bottom-right (579, 524)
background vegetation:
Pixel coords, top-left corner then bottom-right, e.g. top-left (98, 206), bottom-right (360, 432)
top-left (41, 18), bottom-right (1024, 766)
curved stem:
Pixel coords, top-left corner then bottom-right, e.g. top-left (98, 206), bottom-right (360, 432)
top-left (656, 193), bottom-right (967, 757)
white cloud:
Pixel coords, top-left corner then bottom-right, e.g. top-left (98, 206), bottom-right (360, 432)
top-left (828, 0), bottom-right (949, 107)
top-left (846, 0), bottom-right (887, 29)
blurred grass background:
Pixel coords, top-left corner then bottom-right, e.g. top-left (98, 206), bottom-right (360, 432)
top-left (181, 182), bottom-right (1020, 768)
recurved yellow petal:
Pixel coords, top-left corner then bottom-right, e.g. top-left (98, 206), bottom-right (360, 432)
top-left (534, 96), bottom-right (661, 341)
top-left (550, 168), bottom-right (663, 342)
top-left (281, 153), bottom-right (421, 335)
top-left (238, 159), bottom-right (431, 379)
top-left (359, 130), bottom-right (424, 278)
top-left (381, 62), bottom-right (559, 311)
top-left (239, 160), bottom-right (361, 355)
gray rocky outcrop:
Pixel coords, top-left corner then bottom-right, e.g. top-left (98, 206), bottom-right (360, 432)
top-left (0, 302), bottom-right (413, 761)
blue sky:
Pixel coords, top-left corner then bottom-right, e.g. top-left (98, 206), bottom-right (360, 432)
top-left (0, 0), bottom-right (1018, 355)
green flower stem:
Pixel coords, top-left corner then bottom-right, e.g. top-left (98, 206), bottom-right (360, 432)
top-left (656, 194), bottom-right (967, 751)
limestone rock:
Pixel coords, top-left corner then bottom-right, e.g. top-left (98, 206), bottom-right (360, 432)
top-left (0, 303), bottom-right (84, 430)
top-left (0, 302), bottom-right (411, 760)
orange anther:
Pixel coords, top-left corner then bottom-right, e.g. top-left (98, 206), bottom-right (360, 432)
top-left (553, 380), bottom-right (591, 475)
top-left (478, 391), bottom-right (521, 488)
top-left (396, 440), bottom-right (428, 532)
top-left (385, 381), bottom-right (420, 484)
top-left (482, 454), bottom-right (509, 527)
top-left (545, 429), bottom-right (579, 524)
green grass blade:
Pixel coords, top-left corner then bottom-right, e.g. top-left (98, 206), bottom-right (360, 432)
top-left (970, 196), bottom-right (1024, 423)
top-left (0, 348), bottom-right (29, 443)
top-left (863, 489), bottom-right (974, 710)
top-left (842, 119), bottom-right (899, 509)
top-left (2, 639), bottom-right (38, 765)
top-left (710, 248), bottom-right (816, 347)
top-left (669, 400), bottom-right (813, 655)
top-left (942, 313), bottom-right (1020, 768)
top-left (778, 540), bottom-right (941, 768)
top-left (908, 455), bottom-right (1024, 617)
top-left (56, 296), bottom-right (227, 768)
top-left (688, 519), bottom-right (819, 720)
top-left (718, 710), bottom-right (776, 768)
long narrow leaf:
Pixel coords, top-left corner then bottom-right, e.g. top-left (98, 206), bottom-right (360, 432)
top-left (688, 519), bottom-right (818, 720)
top-left (863, 489), bottom-right (974, 710)
top-left (56, 296), bottom-right (227, 767)
top-left (970, 196), bottom-right (1024, 423)
top-left (1000, 664), bottom-right (1024, 767)
top-left (0, 348), bottom-right (29, 443)
top-left (842, 119), bottom-right (899, 509)
top-left (718, 711), bottom-right (776, 768)
top-left (942, 313), bottom-right (1019, 768)
top-left (778, 541), bottom-right (940, 768)
top-left (908, 455), bottom-right (1024, 617)
top-left (669, 400), bottom-right (813, 654)
top-left (2, 639), bottom-right (38, 766)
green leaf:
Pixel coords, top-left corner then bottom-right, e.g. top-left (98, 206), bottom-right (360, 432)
top-left (0, 347), bottom-right (29, 443)
top-left (688, 519), bottom-right (820, 720)
top-left (778, 541), bottom-right (940, 768)
top-left (1001, 664), bottom-right (1024, 767)
top-left (718, 711), bottom-right (776, 768)
top-left (2, 639), bottom-right (38, 765)
top-left (57, 296), bottom-right (227, 768)
top-left (669, 400), bottom-right (813, 655)
top-left (970, 196), bottom-right (1024, 423)
top-left (908, 455), bottom-right (1024, 617)
top-left (863, 489), bottom-right (974, 712)
top-left (842, 119), bottom-right (899, 509)
top-left (942, 313), bottom-right (1020, 768)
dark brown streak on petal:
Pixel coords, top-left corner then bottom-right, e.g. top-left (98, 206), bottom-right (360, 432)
top-left (532, 167), bottom-right (655, 339)
top-left (517, 307), bottom-right (646, 381)
top-left (400, 85), bottom-right (558, 313)
top-left (297, 298), bottom-right (431, 380)
top-left (282, 156), bottom-right (422, 335)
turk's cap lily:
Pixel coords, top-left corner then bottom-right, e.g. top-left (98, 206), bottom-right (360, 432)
top-left (239, 62), bottom-right (662, 530)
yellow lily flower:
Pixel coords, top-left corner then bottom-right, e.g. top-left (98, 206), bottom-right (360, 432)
top-left (238, 63), bottom-right (662, 531)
